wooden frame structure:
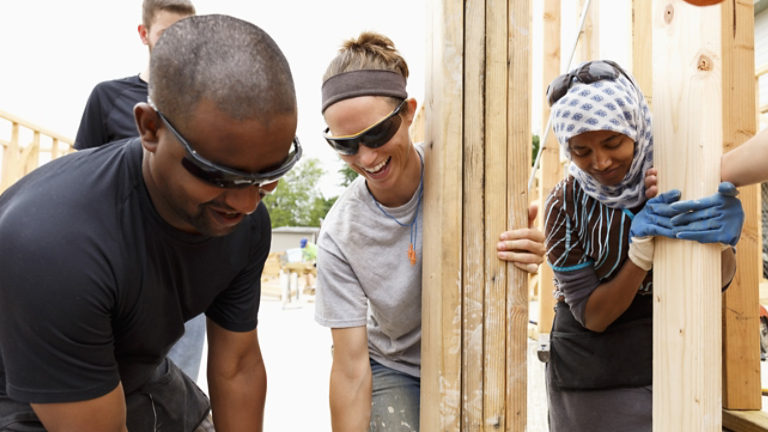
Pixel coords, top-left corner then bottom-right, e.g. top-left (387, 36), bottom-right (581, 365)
top-left (0, 109), bottom-right (74, 194)
top-left (421, 0), bottom-right (531, 429)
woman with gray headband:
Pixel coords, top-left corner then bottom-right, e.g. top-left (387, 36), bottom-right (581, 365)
top-left (543, 60), bottom-right (739, 431)
top-left (313, 32), bottom-right (546, 431)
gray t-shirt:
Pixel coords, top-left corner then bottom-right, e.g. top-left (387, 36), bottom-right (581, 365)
top-left (315, 144), bottom-right (424, 378)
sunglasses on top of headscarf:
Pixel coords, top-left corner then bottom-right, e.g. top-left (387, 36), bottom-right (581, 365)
top-left (323, 99), bottom-right (407, 156)
top-left (546, 60), bottom-right (634, 108)
top-left (150, 102), bottom-right (302, 189)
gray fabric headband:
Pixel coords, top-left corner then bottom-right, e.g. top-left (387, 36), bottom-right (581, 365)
top-left (321, 70), bottom-right (407, 113)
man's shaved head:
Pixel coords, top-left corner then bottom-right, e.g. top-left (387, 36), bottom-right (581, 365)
top-left (149, 14), bottom-right (297, 127)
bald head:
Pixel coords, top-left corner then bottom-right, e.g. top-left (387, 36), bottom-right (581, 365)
top-left (149, 14), bottom-right (297, 127)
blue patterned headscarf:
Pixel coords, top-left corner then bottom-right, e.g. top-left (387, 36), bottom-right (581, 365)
top-left (550, 64), bottom-right (653, 209)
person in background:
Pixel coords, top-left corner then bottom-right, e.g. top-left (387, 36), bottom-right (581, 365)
top-left (315, 31), bottom-right (546, 432)
top-left (74, 0), bottom-right (196, 150)
top-left (543, 59), bottom-right (740, 431)
top-left (74, 0), bottom-right (206, 384)
top-left (300, 237), bottom-right (318, 262)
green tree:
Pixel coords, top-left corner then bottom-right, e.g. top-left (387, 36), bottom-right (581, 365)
top-left (339, 164), bottom-right (359, 187)
top-left (263, 158), bottom-right (330, 228)
top-left (531, 134), bottom-right (540, 167)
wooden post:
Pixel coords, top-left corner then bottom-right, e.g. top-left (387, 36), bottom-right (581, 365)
top-left (421, 0), bottom-right (464, 428)
top-left (537, 0), bottom-right (561, 336)
top-left (576, 0), bottom-right (600, 64)
top-left (652, 1), bottom-right (723, 431)
top-left (1, 123), bottom-right (20, 193)
top-left (721, 0), bottom-right (761, 411)
top-left (422, 0), bottom-right (530, 429)
top-left (632, 0), bottom-right (653, 107)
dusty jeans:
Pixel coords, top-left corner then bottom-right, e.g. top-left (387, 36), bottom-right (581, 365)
top-left (369, 359), bottom-right (420, 432)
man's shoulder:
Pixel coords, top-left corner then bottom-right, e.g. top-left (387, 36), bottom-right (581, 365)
top-left (90, 75), bottom-right (147, 101)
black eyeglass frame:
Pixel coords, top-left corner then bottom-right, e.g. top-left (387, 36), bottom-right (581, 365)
top-left (323, 99), bottom-right (407, 156)
top-left (151, 104), bottom-right (302, 189)
top-left (546, 60), bottom-right (634, 108)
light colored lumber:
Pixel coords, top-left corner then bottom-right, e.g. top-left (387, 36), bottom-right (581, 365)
top-left (652, 1), bottom-right (723, 431)
top-left (632, 0), bottom-right (653, 108)
top-left (505, 1), bottom-right (532, 429)
top-left (461, 0), bottom-right (485, 426)
top-left (421, 0), bottom-right (464, 428)
top-left (721, 0), bottom-right (761, 410)
top-left (723, 409), bottom-right (768, 432)
top-left (538, 0), bottom-right (561, 336)
top-left (576, 0), bottom-right (600, 64)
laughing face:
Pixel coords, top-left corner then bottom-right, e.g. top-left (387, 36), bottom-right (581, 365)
top-left (568, 130), bottom-right (635, 186)
top-left (323, 96), bottom-right (420, 207)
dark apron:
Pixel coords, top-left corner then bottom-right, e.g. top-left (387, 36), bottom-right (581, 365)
top-left (0, 358), bottom-right (209, 432)
top-left (549, 294), bottom-right (653, 391)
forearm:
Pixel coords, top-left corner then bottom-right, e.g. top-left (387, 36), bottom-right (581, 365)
top-left (32, 382), bottom-right (128, 432)
top-left (721, 127), bottom-right (768, 187)
top-left (209, 358), bottom-right (267, 431)
top-left (330, 363), bottom-right (372, 432)
top-left (583, 260), bottom-right (648, 332)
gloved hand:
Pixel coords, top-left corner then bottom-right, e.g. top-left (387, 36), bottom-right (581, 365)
top-left (669, 182), bottom-right (744, 247)
top-left (627, 189), bottom-right (681, 271)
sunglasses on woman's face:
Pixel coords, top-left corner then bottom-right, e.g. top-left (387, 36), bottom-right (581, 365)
top-left (546, 60), bottom-right (633, 107)
top-left (323, 99), bottom-right (407, 156)
top-left (151, 105), bottom-right (302, 189)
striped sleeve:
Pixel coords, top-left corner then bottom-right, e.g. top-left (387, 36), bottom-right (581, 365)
top-left (544, 181), bottom-right (593, 272)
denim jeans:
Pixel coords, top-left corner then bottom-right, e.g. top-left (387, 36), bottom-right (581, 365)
top-left (168, 314), bottom-right (207, 383)
top-left (369, 359), bottom-right (420, 432)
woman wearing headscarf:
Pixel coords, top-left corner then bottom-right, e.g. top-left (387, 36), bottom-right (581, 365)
top-left (314, 32), bottom-right (546, 431)
top-left (543, 60), bottom-right (739, 431)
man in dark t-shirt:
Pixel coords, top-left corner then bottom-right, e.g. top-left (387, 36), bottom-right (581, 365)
top-left (0, 15), bottom-right (299, 431)
top-left (74, 0), bottom-right (195, 150)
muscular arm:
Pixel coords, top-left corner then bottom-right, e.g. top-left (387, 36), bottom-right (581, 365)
top-left (582, 260), bottom-right (648, 333)
top-left (721, 127), bottom-right (768, 187)
top-left (207, 318), bottom-right (267, 431)
top-left (31, 383), bottom-right (127, 432)
top-left (329, 326), bottom-right (371, 432)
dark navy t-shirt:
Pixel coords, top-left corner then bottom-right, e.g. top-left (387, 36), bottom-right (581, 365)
top-left (0, 138), bottom-right (270, 404)
top-left (75, 75), bottom-right (148, 150)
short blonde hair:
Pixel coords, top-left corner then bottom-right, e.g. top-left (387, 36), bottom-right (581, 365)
top-left (142, 0), bottom-right (196, 29)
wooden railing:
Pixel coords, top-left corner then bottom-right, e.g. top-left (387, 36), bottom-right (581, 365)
top-left (0, 109), bottom-right (74, 194)
top-left (758, 62), bottom-right (768, 125)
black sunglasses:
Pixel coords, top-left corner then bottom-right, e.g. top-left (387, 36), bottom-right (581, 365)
top-left (151, 104), bottom-right (302, 189)
top-left (546, 60), bottom-right (634, 107)
top-left (323, 99), bottom-right (407, 156)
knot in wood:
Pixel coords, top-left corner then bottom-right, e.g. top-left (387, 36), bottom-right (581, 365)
top-left (697, 55), bottom-right (713, 71)
top-left (664, 3), bottom-right (674, 24)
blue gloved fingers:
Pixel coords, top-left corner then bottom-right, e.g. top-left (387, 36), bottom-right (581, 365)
top-left (646, 213), bottom-right (674, 229)
top-left (668, 194), bottom-right (721, 213)
top-left (672, 219), bottom-right (722, 234)
top-left (674, 229), bottom-right (722, 244)
top-left (645, 202), bottom-right (683, 218)
top-left (643, 224), bottom-right (676, 239)
top-left (718, 181), bottom-right (739, 197)
top-left (669, 207), bottom-right (719, 226)
top-left (648, 189), bottom-right (682, 205)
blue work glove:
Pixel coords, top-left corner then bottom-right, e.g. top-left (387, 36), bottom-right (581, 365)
top-left (668, 182), bottom-right (744, 246)
top-left (629, 189), bottom-right (682, 240)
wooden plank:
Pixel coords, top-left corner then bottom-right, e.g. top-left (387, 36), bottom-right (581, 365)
top-left (0, 109), bottom-right (73, 145)
top-left (538, 0), bottom-right (561, 336)
top-left (1, 123), bottom-right (20, 194)
top-left (723, 409), bottom-right (768, 432)
top-left (652, 1), bottom-right (723, 431)
top-left (632, 0), bottom-right (653, 108)
top-left (484, 0), bottom-right (507, 427)
top-left (421, 0), bottom-right (464, 428)
top-left (577, 0), bottom-right (600, 64)
top-left (462, 0), bottom-right (485, 427)
top-left (506, 0), bottom-right (531, 429)
top-left (721, 0), bottom-right (761, 411)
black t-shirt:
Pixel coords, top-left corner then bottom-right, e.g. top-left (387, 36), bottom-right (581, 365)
top-left (0, 139), bottom-right (270, 404)
top-left (74, 75), bottom-right (148, 150)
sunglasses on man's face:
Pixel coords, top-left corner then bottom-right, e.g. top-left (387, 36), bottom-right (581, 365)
top-left (546, 60), bottom-right (633, 107)
top-left (323, 99), bottom-right (407, 156)
top-left (152, 106), bottom-right (302, 189)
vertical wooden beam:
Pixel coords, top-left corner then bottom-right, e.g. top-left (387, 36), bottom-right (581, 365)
top-left (721, 0), bottom-right (760, 411)
top-left (506, 1), bottom-right (532, 430)
top-left (1, 123), bottom-right (20, 194)
top-left (538, 0), bottom-right (561, 335)
top-left (423, 0), bottom-right (530, 429)
top-left (652, 1), bottom-right (723, 431)
top-left (421, 0), bottom-right (464, 429)
top-left (577, 0), bottom-right (600, 63)
top-left (632, 0), bottom-right (653, 108)
top-left (462, 0), bottom-right (486, 427)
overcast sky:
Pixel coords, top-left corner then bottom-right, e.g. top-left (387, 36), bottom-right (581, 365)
top-left (1, 1), bottom-right (630, 196)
